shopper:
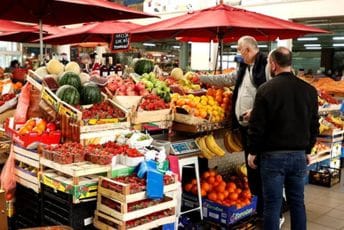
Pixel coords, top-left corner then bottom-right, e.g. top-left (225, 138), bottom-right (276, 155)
top-left (247, 47), bottom-right (319, 230)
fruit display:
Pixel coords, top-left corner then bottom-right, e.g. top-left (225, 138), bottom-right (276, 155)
top-left (18, 118), bottom-right (56, 136)
top-left (311, 141), bottom-right (331, 156)
top-left (196, 134), bottom-right (225, 159)
top-left (140, 72), bottom-right (171, 102)
top-left (223, 130), bottom-right (243, 153)
top-left (0, 93), bottom-right (16, 106)
top-left (184, 170), bottom-right (252, 209)
top-left (56, 85), bottom-right (80, 105)
top-left (101, 174), bottom-right (175, 194)
top-left (139, 94), bottom-right (170, 111)
top-left (318, 90), bottom-right (339, 105)
top-left (166, 68), bottom-right (201, 94)
top-left (59, 71), bottom-right (82, 91)
top-left (42, 142), bottom-right (85, 164)
top-left (77, 101), bottom-right (126, 121)
top-left (319, 114), bottom-right (344, 134)
top-left (101, 195), bottom-right (172, 212)
top-left (172, 94), bottom-right (225, 122)
top-left (106, 76), bottom-right (149, 96)
top-left (80, 82), bottom-right (102, 105)
top-left (206, 88), bottom-right (232, 113)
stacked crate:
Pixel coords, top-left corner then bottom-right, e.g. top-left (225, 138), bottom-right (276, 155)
top-left (93, 175), bottom-right (179, 230)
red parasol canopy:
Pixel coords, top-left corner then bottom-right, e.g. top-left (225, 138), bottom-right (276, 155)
top-left (42, 21), bottom-right (141, 45)
top-left (0, 24), bottom-right (66, 42)
top-left (0, 0), bottom-right (155, 62)
top-left (0, 19), bottom-right (35, 32)
top-left (131, 4), bottom-right (327, 42)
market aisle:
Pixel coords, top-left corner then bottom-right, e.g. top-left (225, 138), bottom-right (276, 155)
top-left (281, 179), bottom-right (344, 230)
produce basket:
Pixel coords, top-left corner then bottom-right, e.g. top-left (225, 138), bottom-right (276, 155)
top-left (309, 166), bottom-right (341, 187)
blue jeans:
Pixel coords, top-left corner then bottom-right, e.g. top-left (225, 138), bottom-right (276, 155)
top-left (260, 151), bottom-right (307, 230)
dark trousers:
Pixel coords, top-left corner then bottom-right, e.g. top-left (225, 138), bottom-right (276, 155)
top-left (239, 126), bottom-right (264, 217)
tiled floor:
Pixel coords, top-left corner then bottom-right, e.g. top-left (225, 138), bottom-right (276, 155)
top-left (281, 179), bottom-right (344, 230)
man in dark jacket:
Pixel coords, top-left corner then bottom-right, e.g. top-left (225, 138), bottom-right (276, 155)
top-left (247, 47), bottom-right (319, 230)
top-left (231, 36), bottom-right (269, 218)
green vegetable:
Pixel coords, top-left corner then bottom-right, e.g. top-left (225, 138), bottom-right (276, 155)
top-left (56, 85), bottom-right (80, 105)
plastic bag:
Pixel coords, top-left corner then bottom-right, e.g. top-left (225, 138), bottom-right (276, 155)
top-left (27, 85), bottom-right (43, 118)
top-left (14, 82), bottom-right (31, 123)
top-left (0, 145), bottom-right (16, 192)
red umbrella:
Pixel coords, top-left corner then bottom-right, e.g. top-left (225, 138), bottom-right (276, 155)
top-left (42, 21), bottom-right (141, 45)
top-left (0, 24), bottom-right (66, 42)
top-left (131, 4), bottom-right (328, 71)
top-left (0, 19), bottom-right (35, 32)
top-left (0, 0), bottom-right (155, 62)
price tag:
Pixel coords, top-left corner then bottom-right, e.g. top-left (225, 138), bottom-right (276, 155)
top-left (58, 101), bottom-right (81, 120)
top-left (170, 139), bottom-right (200, 155)
top-left (41, 87), bottom-right (60, 111)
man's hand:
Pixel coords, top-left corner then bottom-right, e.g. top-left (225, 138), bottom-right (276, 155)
top-left (306, 154), bottom-right (312, 166)
top-left (248, 154), bottom-right (257, 169)
top-left (242, 109), bottom-right (252, 122)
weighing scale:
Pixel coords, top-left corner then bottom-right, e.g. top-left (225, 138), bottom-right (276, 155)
top-left (170, 139), bottom-right (200, 155)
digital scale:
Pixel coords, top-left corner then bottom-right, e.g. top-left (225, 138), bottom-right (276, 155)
top-left (170, 139), bottom-right (200, 155)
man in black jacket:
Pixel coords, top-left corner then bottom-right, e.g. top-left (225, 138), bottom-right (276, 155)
top-left (231, 36), bottom-right (269, 218)
top-left (247, 47), bottom-right (319, 230)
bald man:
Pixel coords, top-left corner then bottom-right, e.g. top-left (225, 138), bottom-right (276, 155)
top-left (247, 47), bottom-right (319, 230)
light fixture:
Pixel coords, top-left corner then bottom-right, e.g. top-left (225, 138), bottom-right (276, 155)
top-left (333, 43), bottom-right (344, 47)
top-left (143, 43), bottom-right (156, 47)
top-left (230, 45), bottom-right (238, 48)
top-left (258, 45), bottom-right (268, 48)
top-left (304, 44), bottom-right (321, 47)
top-left (333, 37), bottom-right (344, 40)
top-left (297, 37), bottom-right (318, 41)
top-left (305, 47), bottom-right (321, 50)
top-left (172, 45), bottom-right (180, 49)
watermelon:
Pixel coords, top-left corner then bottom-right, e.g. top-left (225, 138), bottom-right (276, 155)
top-left (59, 72), bottom-right (82, 91)
top-left (134, 59), bottom-right (154, 75)
top-left (56, 85), bottom-right (80, 105)
top-left (81, 83), bottom-right (102, 105)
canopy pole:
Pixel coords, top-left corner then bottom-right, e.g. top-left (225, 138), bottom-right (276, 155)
top-left (39, 19), bottom-right (43, 65)
top-left (218, 32), bottom-right (224, 74)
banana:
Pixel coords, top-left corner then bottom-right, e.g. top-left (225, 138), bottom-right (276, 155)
top-left (231, 131), bottom-right (243, 151)
top-left (227, 131), bottom-right (242, 153)
top-left (196, 137), bottom-right (213, 159)
top-left (223, 131), bottom-right (234, 153)
top-left (205, 134), bottom-right (225, 156)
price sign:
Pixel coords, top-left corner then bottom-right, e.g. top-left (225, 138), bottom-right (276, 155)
top-left (170, 139), bottom-right (200, 155)
top-left (111, 33), bottom-right (130, 51)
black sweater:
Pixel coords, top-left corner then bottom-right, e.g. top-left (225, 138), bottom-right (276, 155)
top-left (247, 72), bottom-right (319, 155)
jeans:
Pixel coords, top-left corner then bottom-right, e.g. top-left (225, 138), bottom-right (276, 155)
top-left (260, 151), bottom-right (307, 230)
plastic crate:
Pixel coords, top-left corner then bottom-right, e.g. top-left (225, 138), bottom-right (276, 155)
top-left (309, 166), bottom-right (341, 187)
top-left (41, 184), bottom-right (96, 230)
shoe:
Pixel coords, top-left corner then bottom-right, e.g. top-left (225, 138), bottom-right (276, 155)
top-left (279, 216), bottom-right (285, 229)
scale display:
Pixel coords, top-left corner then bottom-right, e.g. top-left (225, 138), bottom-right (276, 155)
top-left (170, 139), bottom-right (200, 155)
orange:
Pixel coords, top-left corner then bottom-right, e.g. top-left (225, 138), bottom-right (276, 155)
top-left (228, 187), bottom-right (235, 193)
top-left (201, 182), bottom-right (211, 192)
top-left (184, 183), bottom-right (192, 192)
top-left (208, 192), bottom-right (217, 201)
top-left (191, 185), bottom-right (198, 195)
top-left (229, 192), bottom-right (239, 201)
top-left (235, 188), bottom-right (242, 194)
top-left (236, 204), bottom-right (242, 209)
top-left (216, 185), bottom-right (225, 193)
top-left (201, 189), bottom-right (207, 197)
top-left (209, 170), bottom-right (216, 177)
top-left (227, 182), bottom-right (237, 190)
top-left (218, 193), bottom-right (225, 201)
top-left (207, 176), bottom-right (215, 184)
top-left (216, 175), bottom-right (223, 182)
top-left (191, 179), bottom-right (197, 185)
top-left (223, 190), bottom-right (229, 198)
top-left (202, 171), bottom-right (210, 180)
top-left (176, 99), bottom-right (185, 106)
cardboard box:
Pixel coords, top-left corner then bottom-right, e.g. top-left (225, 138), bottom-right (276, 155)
top-left (202, 196), bottom-right (257, 225)
top-left (0, 190), bottom-right (8, 230)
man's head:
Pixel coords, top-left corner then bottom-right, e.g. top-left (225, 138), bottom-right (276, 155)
top-left (268, 47), bottom-right (292, 77)
top-left (237, 36), bottom-right (259, 65)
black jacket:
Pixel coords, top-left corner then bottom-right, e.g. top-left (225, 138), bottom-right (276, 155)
top-left (247, 72), bottom-right (319, 155)
top-left (230, 52), bottom-right (268, 130)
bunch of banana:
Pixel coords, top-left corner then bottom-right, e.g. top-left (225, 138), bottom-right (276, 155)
top-left (195, 136), bottom-right (215, 159)
top-left (196, 134), bottom-right (226, 159)
top-left (204, 134), bottom-right (225, 157)
top-left (224, 130), bottom-right (243, 153)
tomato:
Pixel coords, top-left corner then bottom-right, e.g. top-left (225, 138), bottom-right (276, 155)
top-left (46, 122), bottom-right (56, 132)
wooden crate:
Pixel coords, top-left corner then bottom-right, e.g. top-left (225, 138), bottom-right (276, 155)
top-left (172, 121), bottom-right (224, 133)
top-left (131, 109), bottom-right (172, 124)
top-left (13, 145), bottom-right (40, 192)
top-left (318, 129), bottom-right (344, 143)
top-left (40, 158), bottom-right (110, 203)
top-left (93, 209), bottom-right (176, 230)
top-left (174, 113), bottom-right (207, 125)
top-left (97, 175), bottom-right (179, 203)
top-left (96, 192), bottom-right (177, 221)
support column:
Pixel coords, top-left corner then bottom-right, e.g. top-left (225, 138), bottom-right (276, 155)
top-left (179, 42), bottom-right (189, 70)
top-left (57, 45), bottom-right (71, 60)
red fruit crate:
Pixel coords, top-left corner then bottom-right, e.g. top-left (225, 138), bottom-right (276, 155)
top-left (93, 208), bottom-right (176, 230)
top-left (98, 175), bottom-right (179, 203)
top-left (5, 117), bottom-right (61, 149)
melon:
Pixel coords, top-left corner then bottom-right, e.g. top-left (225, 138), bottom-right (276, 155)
top-left (171, 68), bottom-right (184, 80)
top-left (81, 83), bottom-right (102, 105)
top-left (134, 59), bottom-right (154, 75)
top-left (65, 61), bottom-right (81, 74)
top-left (56, 85), bottom-right (80, 105)
top-left (46, 59), bottom-right (64, 75)
top-left (59, 72), bottom-right (82, 91)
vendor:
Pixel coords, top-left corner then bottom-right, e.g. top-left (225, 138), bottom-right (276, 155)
top-left (5, 60), bottom-right (20, 73)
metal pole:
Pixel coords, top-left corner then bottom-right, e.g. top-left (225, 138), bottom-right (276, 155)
top-left (39, 19), bottom-right (44, 65)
